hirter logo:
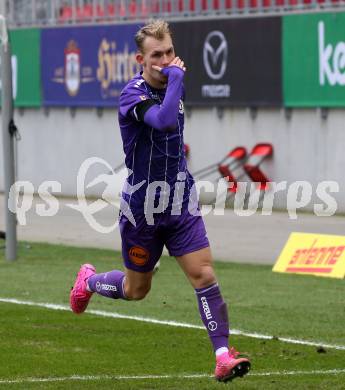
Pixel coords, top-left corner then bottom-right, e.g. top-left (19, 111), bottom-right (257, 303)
top-left (129, 246), bottom-right (149, 266)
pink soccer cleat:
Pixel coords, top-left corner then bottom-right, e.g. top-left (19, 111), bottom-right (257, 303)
top-left (70, 264), bottom-right (96, 314)
top-left (215, 347), bottom-right (251, 382)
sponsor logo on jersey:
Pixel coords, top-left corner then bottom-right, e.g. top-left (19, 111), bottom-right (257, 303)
top-left (148, 92), bottom-right (160, 101)
top-left (129, 246), bottom-right (150, 266)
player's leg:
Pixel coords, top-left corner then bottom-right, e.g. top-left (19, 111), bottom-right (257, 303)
top-left (166, 210), bottom-right (250, 382)
top-left (70, 264), bottom-right (153, 313)
top-left (176, 247), bottom-right (231, 357)
top-left (167, 213), bottom-right (230, 354)
top-left (176, 248), bottom-right (250, 381)
top-left (123, 268), bottom-right (153, 300)
top-left (176, 246), bottom-right (215, 288)
top-left (70, 214), bottom-right (162, 312)
top-left (87, 267), bottom-right (153, 300)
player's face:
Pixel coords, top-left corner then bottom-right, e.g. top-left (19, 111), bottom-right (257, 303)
top-left (137, 34), bottom-right (175, 88)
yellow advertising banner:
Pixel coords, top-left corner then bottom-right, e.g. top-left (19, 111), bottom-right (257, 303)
top-left (273, 233), bottom-right (345, 279)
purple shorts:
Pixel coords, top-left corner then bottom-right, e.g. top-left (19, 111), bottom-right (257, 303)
top-left (119, 208), bottom-right (210, 272)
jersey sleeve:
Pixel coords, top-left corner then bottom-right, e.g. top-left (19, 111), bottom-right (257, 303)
top-left (119, 83), bottom-right (152, 118)
top-left (133, 99), bottom-right (157, 121)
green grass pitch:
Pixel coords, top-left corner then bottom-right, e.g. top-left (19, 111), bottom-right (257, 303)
top-left (0, 242), bottom-right (345, 389)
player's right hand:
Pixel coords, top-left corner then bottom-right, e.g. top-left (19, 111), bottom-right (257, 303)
top-left (152, 56), bottom-right (187, 73)
top-left (169, 56), bottom-right (187, 72)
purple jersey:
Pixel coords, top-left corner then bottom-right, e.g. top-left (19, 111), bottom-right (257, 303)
top-left (118, 72), bottom-right (194, 214)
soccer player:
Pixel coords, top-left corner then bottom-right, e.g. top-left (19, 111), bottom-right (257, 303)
top-left (70, 20), bottom-right (250, 382)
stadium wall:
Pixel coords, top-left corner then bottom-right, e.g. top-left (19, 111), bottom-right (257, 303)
top-left (1, 12), bottom-right (345, 214)
top-left (0, 106), bottom-right (344, 214)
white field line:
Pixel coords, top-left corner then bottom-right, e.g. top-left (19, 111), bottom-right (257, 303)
top-left (1, 297), bottom-right (345, 352)
top-left (1, 369), bottom-right (345, 385)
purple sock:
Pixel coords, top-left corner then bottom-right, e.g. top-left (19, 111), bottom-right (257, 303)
top-left (87, 270), bottom-right (127, 300)
top-left (195, 283), bottom-right (229, 352)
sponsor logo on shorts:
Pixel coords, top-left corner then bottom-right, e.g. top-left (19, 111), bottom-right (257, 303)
top-left (208, 321), bottom-right (218, 331)
top-left (201, 296), bottom-right (212, 320)
top-left (96, 281), bottom-right (101, 292)
top-left (129, 246), bottom-right (150, 266)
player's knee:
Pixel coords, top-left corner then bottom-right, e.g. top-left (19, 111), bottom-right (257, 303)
top-left (125, 285), bottom-right (151, 300)
top-left (190, 265), bottom-right (216, 289)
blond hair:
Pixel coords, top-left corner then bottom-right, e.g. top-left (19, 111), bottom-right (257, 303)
top-left (135, 19), bottom-right (172, 53)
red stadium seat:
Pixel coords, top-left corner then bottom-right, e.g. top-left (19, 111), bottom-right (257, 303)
top-left (59, 5), bottom-right (72, 21)
top-left (225, 0), bottom-right (232, 9)
top-left (151, 0), bottom-right (160, 13)
top-left (237, 0), bottom-right (245, 9)
top-left (163, 0), bottom-right (172, 12)
top-left (141, 0), bottom-right (149, 15)
top-left (107, 3), bottom-right (116, 16)
top-left (83, 4), bottom-right (94, 19)
top-left (119, 0), bottom-right (126, 16)
top-left (189, 0), bottom-right (196, 11)
top-left (96, 5), bottom-right (105, 18)
top-left (76, 6), bottom-right (84, 20)
top-left (129, 0), bottom-right (137, 16)
top-left (213, 0), bottom-right (220, 9)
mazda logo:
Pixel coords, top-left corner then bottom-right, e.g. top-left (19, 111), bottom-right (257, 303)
top-left (203, 31), bottom-right (228, 80)
top-left (208, 321), bottom-right (218, 331)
